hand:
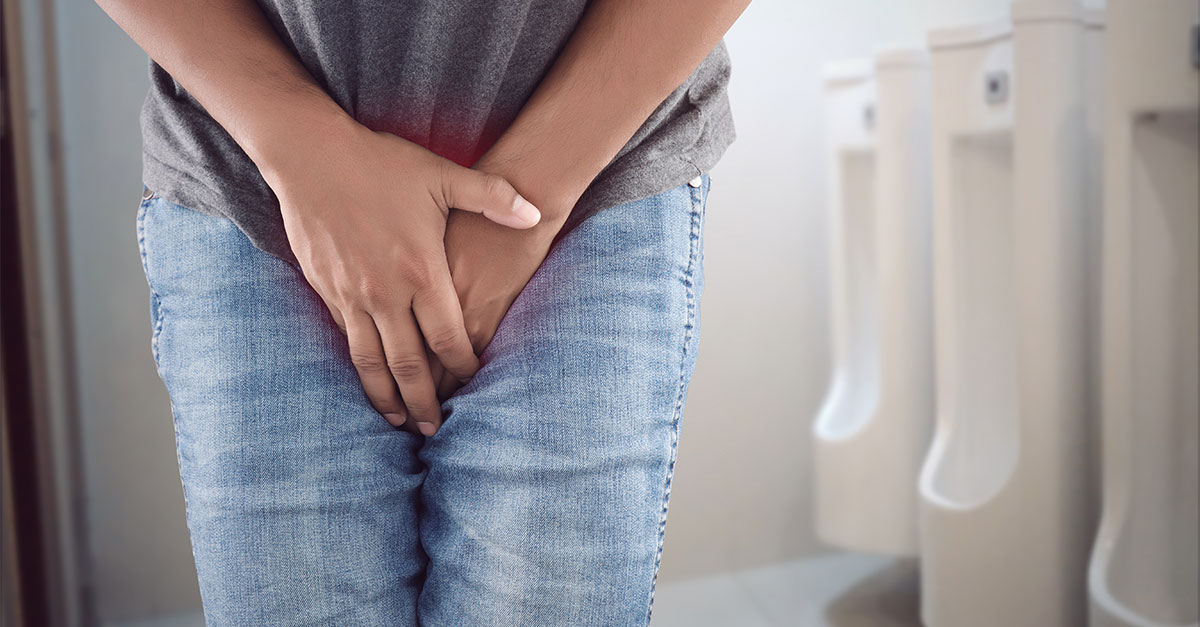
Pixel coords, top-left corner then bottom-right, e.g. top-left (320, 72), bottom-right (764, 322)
top-left (260, 114), bottom-right (542, 435)
top-left (426, 190), bottom-right (566, 402)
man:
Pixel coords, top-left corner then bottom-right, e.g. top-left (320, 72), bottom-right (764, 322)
top-left (105, 0), bottom-right (745, 622)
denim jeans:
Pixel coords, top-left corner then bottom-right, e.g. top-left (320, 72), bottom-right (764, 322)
top-left (134, 173), bottom-right (710, 626)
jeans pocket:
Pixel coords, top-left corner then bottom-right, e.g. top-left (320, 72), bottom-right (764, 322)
top-left (136, 197), bottom-right (165, 370)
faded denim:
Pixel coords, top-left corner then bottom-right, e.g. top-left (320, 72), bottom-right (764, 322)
top-left (134, 173), bottom-right (710, 626)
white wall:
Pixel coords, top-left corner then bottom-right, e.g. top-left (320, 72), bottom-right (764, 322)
top-left (657, 0), bottom-right (1014, 580)
top-left (54, 0), bottom-right (1011, 622)
top-left (52, 1), bottom-right (202, 624)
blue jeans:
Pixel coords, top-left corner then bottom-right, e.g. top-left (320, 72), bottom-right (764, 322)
top-left (134, 173), bottom-right (710, 626)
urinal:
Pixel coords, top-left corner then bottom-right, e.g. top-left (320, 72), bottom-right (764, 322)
top-left (1009, 3), bottom-right (1097, 621)
top-left (1088, 1), bottom-right (1200, 626)
top-left (918, 18), bottom-right (1019, 625)
top-left (812, 60), bottom-right (883, 551)
top-left (812, 49), bottom-right (934, 556)
top-left (919, 2), bottom-right (1096, 624)
top-left (860, 47), bottom-right (935, 556)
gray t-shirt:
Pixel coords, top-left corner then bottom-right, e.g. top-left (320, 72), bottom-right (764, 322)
top-left (140, 0), bottom-right (737, 271)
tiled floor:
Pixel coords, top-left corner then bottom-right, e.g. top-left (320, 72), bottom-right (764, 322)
top-left (110, 553), bottom-right (920, 627)
top-left (650, 553), bottom-right (921, 627)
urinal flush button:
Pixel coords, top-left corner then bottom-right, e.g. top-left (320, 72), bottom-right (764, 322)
top-left (984, 71), bottom-right (1009, 105)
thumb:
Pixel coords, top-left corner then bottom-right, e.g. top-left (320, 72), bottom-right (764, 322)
top-left (441, 164), bottom-right (541, 229)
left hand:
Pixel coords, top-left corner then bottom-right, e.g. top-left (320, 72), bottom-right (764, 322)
top-left (426, 185), bottom-right (568, 402)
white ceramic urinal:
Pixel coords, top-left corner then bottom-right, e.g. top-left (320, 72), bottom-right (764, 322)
top-left (1089, 1), bottom-right (1200, 626)
top-left (919, 2), bottom-right (1097, 624)
top-left (860, 47), bottom-right (935, 556)
top-left (919, 18), bottom-right (1019, 625)
top-left (812, 49), bottom-right (934, 556)
top-left (813, 60), bottom-right (882, 551)
top-left (1009, 1), bottom-right (1096, 620)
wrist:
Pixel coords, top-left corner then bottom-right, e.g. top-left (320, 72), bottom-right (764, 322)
top-left (247, 96), bottom-right (362, 187)
top-left (472, 138), bottom-right (589, 228)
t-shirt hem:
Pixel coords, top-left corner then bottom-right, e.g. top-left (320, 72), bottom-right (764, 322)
top-left (142, 152), bottom-right (303, 271)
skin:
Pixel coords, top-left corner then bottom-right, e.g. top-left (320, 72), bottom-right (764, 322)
top-left (98, 0), bottom-right (751, 437)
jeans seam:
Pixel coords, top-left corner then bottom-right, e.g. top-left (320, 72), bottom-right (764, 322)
top-left (645, 178), bottom-right (706, 625)
top-left (137, 199), bottom-right (202, 580)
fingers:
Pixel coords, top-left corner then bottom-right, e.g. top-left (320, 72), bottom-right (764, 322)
top-left (427, 346), bottom-right (445, 389)
top-left (344, 310), bottom-right (407, 427)
top-left (426, 350), bottom-right (462, 404)
top-left (339, 269), bottom-right (476, 434)
top-left (436, 367), bottom-right (460, 402)
top-left (426, 348), bottom-right (466, 402)
top-left (411, 269), bottom-right (480, 383)
top-left (373, 306), bottom-right (444, 436)
top-left (440, 163), bottom-right (541, 229)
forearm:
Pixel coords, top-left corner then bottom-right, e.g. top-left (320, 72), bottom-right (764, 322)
top-left (96, 0), bottom-right (353, 179)
top-left (475, 0), bottom-right (750, 233)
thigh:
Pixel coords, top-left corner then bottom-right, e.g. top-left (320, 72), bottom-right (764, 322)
top-left (136, 195), bottom-right (426, 626)
top-left (417, 174), bottom-right (710, 626)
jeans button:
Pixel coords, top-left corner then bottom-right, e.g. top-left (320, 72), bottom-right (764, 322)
top-left (688, 175), bottom-right (702, 188)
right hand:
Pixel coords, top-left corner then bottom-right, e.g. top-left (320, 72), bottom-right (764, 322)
top-left (258, 115), bottom-right (541, 436)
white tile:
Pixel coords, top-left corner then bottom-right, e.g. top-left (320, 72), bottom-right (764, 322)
top-left (733, 553), bottom-right (921, 627)
top-left (651, 572), bottom-right (773, 627)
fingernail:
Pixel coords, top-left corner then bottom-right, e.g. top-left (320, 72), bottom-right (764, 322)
top-left (417, 422), bottom-right (437, 436)
top-left (511, 194), bottom-right (541, 226)
top-left (384, 412), bottom-right (406, 426)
